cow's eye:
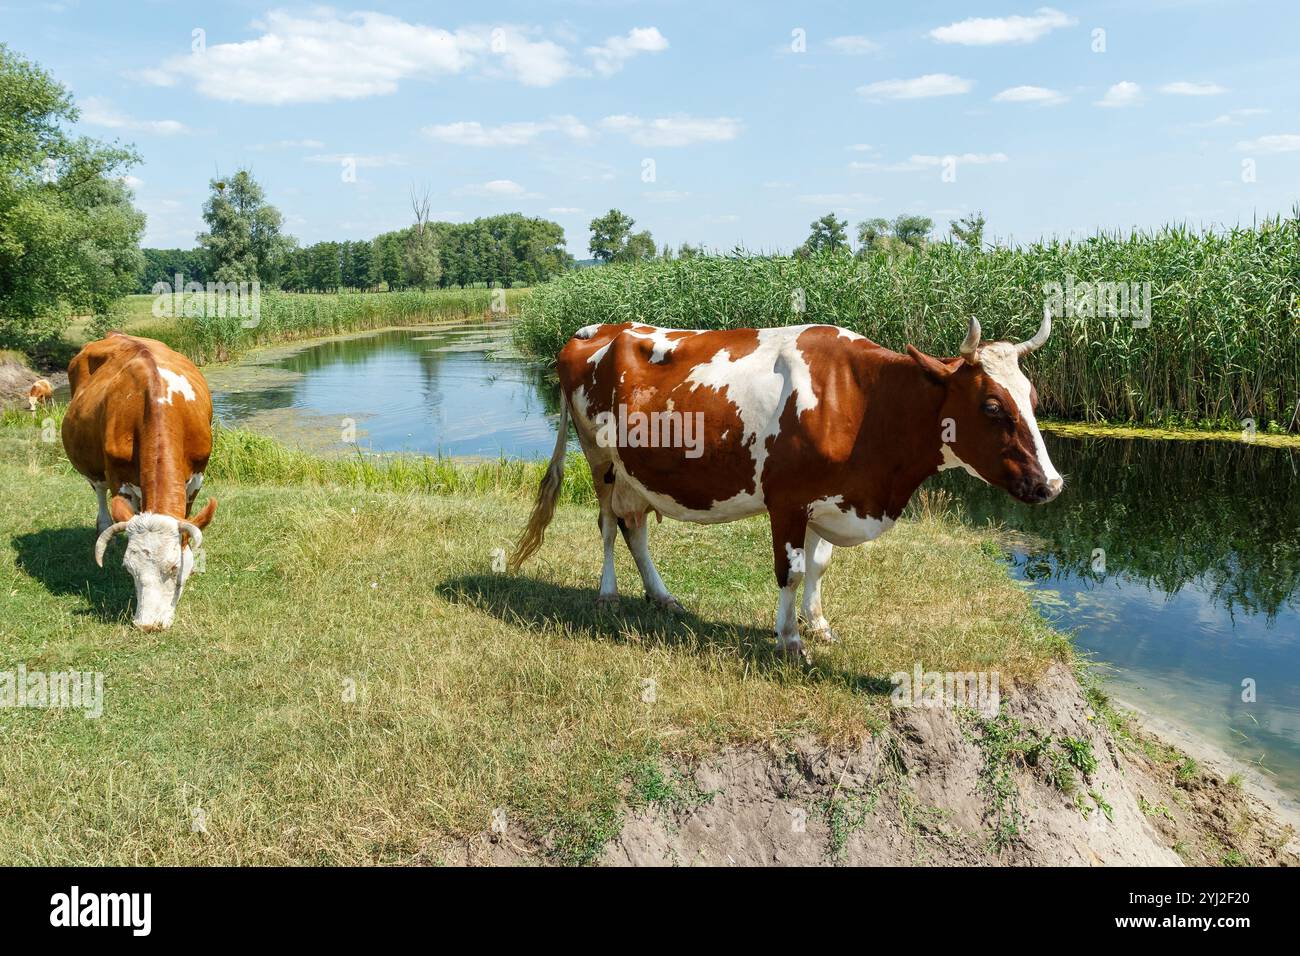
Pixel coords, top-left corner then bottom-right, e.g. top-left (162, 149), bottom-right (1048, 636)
top-left (982, 399), bottom-right (1001, 416)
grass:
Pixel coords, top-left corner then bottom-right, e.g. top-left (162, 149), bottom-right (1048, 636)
top-left (515, 215), bottom-right (1300, 432)
top-left (0, 414), bottom-right (1067, 864)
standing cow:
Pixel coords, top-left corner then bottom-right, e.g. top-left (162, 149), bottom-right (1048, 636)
top-left (27, 378), bottom-right (53, 411)
top-left (511, 315), bottom-right (1062, 661)
top-left (62, 333), bottom-right (217, 630)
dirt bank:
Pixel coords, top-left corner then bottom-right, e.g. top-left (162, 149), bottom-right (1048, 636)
top-left (0, 358), bottom-right (67, 412)
top-left (590, 664), bottom-right (1299, 866)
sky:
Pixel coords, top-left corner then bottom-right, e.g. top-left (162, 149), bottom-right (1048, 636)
top-left (4, 0), bottom-right (1299, 255)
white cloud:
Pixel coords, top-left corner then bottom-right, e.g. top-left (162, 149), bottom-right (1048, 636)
top-left (80, 97), bottom-right (190, 135)
top-left (848, 143), bottom-right (874, 152)
top-left (1095, 81), bottom-right (1143, 108)
top-left (993, 85), bottom-right (1066, 106)
top-left (853, 152), bottom-right (1009, 172)
top-left (600, 114), bottom-right (742, 147)
top-left (827, 35), bottom-right (880, 55)
top-left (424, 116), bottom-right (591, 147)
top-left (1160, 81), bottom-right (1227, 96)
top-left (140, 11), bottom-right (585, 104)
top-left (643, 190), bottom-right (690, 203)
top-left (1192, 108), bottom-right (1268, 128)
top-left (548, 207), bottom-right (582, 214)
top-left (929, 7), bottom-right (1076, 45)
top-left (857, 74), bottom-right (972, 101)
top-left (455, 179), bottom-right (540, 197)
top-left (586, 26), bottom-right (668, 76)
top-left (1235, 134), bottom-right (1300, 154)
top-left (304, 153), bottom-right (408, 167)
top-left (120, 175), bottom-right (144, 190)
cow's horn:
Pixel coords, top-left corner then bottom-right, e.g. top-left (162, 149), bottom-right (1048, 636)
top-left (94, 522), bottom-right (129, 567)
top-left (1016, 306), bottom-right (1052, 356)
top-left (178, 521), bottom-right (203, 552)
top-left (960, 317), bottom-right (982, 364)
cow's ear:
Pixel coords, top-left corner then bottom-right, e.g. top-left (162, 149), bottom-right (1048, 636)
top-left (109, 495), bottom-right (136, 523)
top-left (907, 345), bottom-right (954, 383)
top-left (191, 498), bottom-right (217, 530)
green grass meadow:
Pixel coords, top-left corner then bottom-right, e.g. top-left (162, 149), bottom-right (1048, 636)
top-left (0, 413), bottom-right (1065, 864)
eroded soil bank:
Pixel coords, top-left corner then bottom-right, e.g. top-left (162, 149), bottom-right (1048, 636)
top-left (461, 664), bottom-right (1299, 866)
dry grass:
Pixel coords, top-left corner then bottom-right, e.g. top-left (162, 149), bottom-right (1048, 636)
top-left (0, 421), bottom-right (1066, 864)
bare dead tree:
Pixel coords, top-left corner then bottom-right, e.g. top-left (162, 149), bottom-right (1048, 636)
top-left (409, 185), bottom-right (432, 236)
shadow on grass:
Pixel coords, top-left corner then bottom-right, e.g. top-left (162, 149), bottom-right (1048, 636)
top-left (12, 526), bottom-right (134, 625)
top-left (439, 573), bottom-right (895, 697)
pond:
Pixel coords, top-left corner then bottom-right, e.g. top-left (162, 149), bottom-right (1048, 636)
top-left (208, 322), bottom-right (1300, 806)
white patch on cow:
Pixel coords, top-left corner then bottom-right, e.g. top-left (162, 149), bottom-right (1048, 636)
top-left (785, 543), bottom-right (806, 575)
top-left (586, 342), bottom-right (613, 367)
top-left (835, 327), bottom-right (865, 341)
top-left (575, 324), bottom-right (601, 340)
top-left (976, 343), bottom-right (1062, 484)
top-left (186, 472), bottom-right (204, 503)
top-left (627, 326), bottom-right (697, 364)
top-left (118, 512), bottom-right (198, 630)
top-left (808, 495), bottom-right (895, 547)
top-left (119, 483), bottom-right (144, 511)
top-left (939, 445), bottom-right (988, 483)
top-left (156, 367), bottom-right (196, 405)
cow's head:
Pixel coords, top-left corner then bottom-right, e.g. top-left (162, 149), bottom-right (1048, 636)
top-left (907, 313), bottom-right (1063, 505)
top-left (95, 496), bottom-right (217, 630)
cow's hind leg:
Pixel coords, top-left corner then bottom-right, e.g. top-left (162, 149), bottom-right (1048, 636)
top-left (593, 463), bottom-right (619, 606)
top-left (770, 508), bottom-right (811, 663)
top-left (620, 514), bottom-right (683, 612)
top-left (800, 529), bottom-right (837, 643)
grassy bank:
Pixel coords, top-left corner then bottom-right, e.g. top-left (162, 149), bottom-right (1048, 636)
top-left (0, 414), bottom-right (1066, 864)
top-left (516, 217), bottom-right (1300, 432)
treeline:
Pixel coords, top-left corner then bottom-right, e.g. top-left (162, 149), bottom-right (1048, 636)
top-left (137, 214), bottom-right (573, 294)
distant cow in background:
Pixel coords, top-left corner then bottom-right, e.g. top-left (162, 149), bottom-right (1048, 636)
top-left (61, 333), bottom-right (217, 630)
top-left (511, 314), bottom-right (1062, 661)
top-left (27, 378), bottom-right (52, 411)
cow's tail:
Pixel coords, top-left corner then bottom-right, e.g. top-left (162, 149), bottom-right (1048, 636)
top-left (509, 393), bottom-right (570, 571)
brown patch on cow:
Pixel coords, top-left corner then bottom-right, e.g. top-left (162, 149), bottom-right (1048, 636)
top-left (62, 333), bottom-right (216, 523)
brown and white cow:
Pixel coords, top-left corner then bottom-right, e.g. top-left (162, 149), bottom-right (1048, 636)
top-left (27, 378), bottom-right (53, 411)
top-left (511, 315), bottom-right (1062, 661)
top-left (62, 333), bottom-right (217, 630)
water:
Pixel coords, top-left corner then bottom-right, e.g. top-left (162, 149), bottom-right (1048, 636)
top-left (208, 318), bottom-right (560, 458)
top-left (209, 322), bottom-right (1300, 800)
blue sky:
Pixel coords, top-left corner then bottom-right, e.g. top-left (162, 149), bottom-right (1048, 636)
top-left (5, 1), bottom-right (1299, 254)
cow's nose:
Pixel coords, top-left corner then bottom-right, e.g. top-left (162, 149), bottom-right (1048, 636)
top-left (1046, 477), bottom-right (1064, 498)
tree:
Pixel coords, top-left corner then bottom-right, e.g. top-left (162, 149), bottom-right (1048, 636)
top-left (197, 168), bottom-right (288, 284)
top-left (589, 209), bottom-right (636, 262)
top-left (892, 214), bottom-right (933, 249)
top-left (856, 218), bottom-right (889, 250)
top-left (0, 43), bottom-right (144, 350)
top-left (950, 211), bottom-right (986, 252)
top-left (403, 189), bottom-right (441, 289)
top-left (802, 213), bottom-right (849, 255)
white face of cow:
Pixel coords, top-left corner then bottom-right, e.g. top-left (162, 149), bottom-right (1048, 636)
top-left (119, 514), bottom-right (197, 630)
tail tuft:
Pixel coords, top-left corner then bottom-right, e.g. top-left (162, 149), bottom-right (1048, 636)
top-left (509, 394), bottom-right (570, 571)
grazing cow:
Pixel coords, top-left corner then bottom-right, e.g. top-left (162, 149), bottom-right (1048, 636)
top-left (61, 333), bottom-right (217, 630)
top-left (27, 378), bottom-right (53, 411)
top-left (511, 315), bottom-right (1062, 661)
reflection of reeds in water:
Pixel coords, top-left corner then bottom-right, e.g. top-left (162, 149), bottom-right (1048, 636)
top-left (930, 435), bottom-right (1300, 618)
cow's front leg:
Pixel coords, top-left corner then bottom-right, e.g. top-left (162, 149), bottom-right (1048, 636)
top-left (770, 508), bottom-right (811, 663)
top-left (92, 480), bottom-right (111, 536)
top-left (800, 528), bottom-right (837, 643)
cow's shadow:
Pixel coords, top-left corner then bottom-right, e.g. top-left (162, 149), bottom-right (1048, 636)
top-left (438, 573), bottom-right (895, 695)
top-left (12, 527), bottom-right (134, 625)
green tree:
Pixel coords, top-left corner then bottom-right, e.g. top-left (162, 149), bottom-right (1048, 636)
top-left (589, 209), bottom-right (636, 262)
top-left (197, 168), bottom-right (288, 284)
top-left (892, 214), bottom-right (933, 249)
top-left (856, 218), bottom-right (889, 251)
top-left (950, 211), bottom-right (986, 252)
top-left (0, 43), bottom-right (144, 350)
top-left (619, 230), bottom-right (657, 263)
top-left (802, 213), bottom-right (849, 255)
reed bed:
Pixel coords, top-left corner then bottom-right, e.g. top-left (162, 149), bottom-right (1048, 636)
top-left (515, 216), bottom-right (1300, 430)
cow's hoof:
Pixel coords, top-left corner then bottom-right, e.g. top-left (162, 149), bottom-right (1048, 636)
top-left (807, 624), bottom-right (838, 644)
top-left (777, 639), bottom-right (812, 665)
top-left (647, 593), bottom-right (685, 613)
top-left (595, 594), bottom-right (620, 608)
